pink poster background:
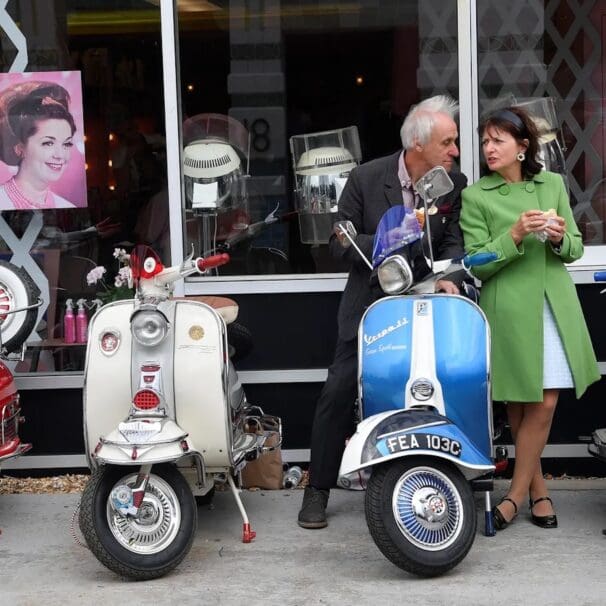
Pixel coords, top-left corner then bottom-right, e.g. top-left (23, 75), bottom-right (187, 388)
top-left (0, 70), bottom-right (87, 209)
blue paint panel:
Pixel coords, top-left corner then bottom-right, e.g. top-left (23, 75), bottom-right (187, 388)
top-left (360, 298), bottom-right (414, 413)
top-left (360, 295), bottom-right (491, 458)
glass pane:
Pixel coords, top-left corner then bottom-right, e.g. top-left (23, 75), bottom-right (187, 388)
top-left (177, 0), bottom-right (460, 276)
top-left (0, 1), bottom-right (166, 373)
top-left (476, 0), bottom-right (606, 244)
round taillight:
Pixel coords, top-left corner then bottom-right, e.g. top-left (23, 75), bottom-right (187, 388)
top-left (133, 389), bottom-right (160, 410)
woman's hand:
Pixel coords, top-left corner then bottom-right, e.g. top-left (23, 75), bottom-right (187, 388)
top-left (510, 210), bottom-right (547, 245)
top-left (544, 215), bottom-right (566, 245)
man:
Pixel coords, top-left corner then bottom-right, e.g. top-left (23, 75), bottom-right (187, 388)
top-left (298, 94), bottom-right (468, 529)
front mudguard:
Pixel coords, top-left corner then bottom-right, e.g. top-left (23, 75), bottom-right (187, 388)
top-left (339, 408), bottom-right (494, 485)
top-left (91, 418), bottom-right (199, 468)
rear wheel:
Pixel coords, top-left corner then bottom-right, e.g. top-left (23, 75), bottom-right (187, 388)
top-left (79, 464), bottom-right (197, 580)
top-left (0, 260), bottom-right (39, 353)
top-left (365, 457), bottom-right (476, 577)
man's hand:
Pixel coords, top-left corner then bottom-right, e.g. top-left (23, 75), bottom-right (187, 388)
top-left (435, 279), bottom-right (459, 294)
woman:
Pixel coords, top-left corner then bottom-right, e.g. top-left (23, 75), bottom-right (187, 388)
top-left (460, 106), bottom-right (600, 530)
top-left (0, 81), bottom-right (77, 209)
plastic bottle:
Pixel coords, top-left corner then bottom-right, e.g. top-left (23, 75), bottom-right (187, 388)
top-left (63, 299), bottom-right (75, 344)
top-left (75, 298), bottom-right (89, 343)
top-left (283, 465), bottom-right (303, 489)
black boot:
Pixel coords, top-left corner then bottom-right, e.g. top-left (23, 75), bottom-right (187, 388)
top-left (298, 486), bottom-right (329, 529)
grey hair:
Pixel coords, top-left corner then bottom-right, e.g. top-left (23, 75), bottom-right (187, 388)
top-left (400, 95), bottom-right (459, 149)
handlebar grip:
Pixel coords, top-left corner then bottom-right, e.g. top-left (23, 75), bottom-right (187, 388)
top-left (463, 252), bottom-right (498, 267)
top-left (594, 271), bottom-right (606, 282)
top-left (197, 253), bottom-right (230, 271)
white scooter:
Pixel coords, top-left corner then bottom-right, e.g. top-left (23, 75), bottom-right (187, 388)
top-left (79, 245), bottom-right (281, 580)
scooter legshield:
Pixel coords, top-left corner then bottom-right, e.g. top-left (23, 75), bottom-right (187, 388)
top-left (359, 294), bottom-right (492, 458)
top-left (339, 408), bottom-right (494, 484)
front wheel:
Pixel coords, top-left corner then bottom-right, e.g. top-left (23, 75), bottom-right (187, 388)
top-left (365, 457), bottom-right (476, 577)
top-left (79, 464), bottom-right (197, 580)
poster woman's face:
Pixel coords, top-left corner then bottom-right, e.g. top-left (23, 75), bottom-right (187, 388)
top-left (20, 118), bottom-right (74, 184)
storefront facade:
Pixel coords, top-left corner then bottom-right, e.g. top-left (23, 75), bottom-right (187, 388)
top-left (2, 0), bottom-right (605, 471)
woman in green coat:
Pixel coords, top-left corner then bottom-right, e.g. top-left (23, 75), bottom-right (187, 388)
top-left (460, 107), bottom-right (600, 531)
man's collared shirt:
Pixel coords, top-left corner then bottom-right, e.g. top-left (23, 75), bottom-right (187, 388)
top-left (398, 151), bottom-right (419, 209)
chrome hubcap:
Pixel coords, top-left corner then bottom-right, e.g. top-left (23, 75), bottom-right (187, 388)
top-left (107, 473), bottom-right (181, 554)
top-left (392, 466), bottom-right (463, 551)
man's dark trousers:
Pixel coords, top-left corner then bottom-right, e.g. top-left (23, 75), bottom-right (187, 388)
top-left (309, 337), bottom-right (358, 489)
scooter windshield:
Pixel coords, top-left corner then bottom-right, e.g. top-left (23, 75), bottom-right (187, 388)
top-left (371, 206), bottom-right (423, 268)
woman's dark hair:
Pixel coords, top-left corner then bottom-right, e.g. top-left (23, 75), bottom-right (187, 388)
top-left (0, 81), bottom-right (76, 166)
top-left (479, 105), bottom-right (542, 178)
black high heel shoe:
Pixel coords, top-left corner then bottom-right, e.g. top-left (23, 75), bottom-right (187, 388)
top-left (492, 496), bottom-right (518, 530)
top-left (529, 496), bottom-right (558, 528)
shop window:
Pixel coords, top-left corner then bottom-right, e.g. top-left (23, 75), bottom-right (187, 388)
top-left (0, 1), bottom-right (167, 373)
top-left (176, 0), bottom-right (460, 277)
top-left (477, 0), bottom-right (606, 245)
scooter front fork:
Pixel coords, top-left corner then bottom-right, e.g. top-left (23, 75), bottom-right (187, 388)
top-left (109, 464), bottom-right (152, 517)
top-left (226, 474), bottom-right (256, 543)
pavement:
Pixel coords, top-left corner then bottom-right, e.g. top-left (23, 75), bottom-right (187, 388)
top-left (1, 479), bottom-right (606, 606)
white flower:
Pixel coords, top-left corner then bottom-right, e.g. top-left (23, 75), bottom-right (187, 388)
top-left (113, 248), bottom-right (129, 262)
top-left (114, 267), bottom-right (131, 288)
top-left (86, 266), bottom-right (106, 285)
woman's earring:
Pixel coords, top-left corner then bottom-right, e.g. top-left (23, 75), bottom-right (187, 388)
top-left (517, 151), bottom-right (526, 162)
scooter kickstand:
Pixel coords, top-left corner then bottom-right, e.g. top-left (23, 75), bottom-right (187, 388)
top-left (484, 490), bottom-right (496, 537)
top-left (226, 474), bottom-right (256, 543)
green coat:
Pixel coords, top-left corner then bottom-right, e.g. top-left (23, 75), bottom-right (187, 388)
top-left (460, 170), bottom-right (600, 402)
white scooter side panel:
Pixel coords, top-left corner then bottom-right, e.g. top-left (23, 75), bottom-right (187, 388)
top-left (84, 301), bottom-right (135, 459)
top-left (173, 301), bottom-right (231, 467)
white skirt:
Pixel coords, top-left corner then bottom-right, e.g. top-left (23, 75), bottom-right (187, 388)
top-left (543, 298), bottom-right (574, 389)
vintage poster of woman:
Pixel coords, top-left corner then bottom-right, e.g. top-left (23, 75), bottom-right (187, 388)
top-left (0, 70), bottom-right (87, 210)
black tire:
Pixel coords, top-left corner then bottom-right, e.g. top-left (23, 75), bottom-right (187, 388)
top-left (0, 260), bottom-right (39, 354)
top-left (79, 464), bottom-right (197, 580)
top-left (365, 457), bottom-right (476, 577)
top-left (227, 321), bottom-right (253, 362)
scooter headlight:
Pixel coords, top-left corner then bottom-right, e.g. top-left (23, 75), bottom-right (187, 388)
top-left (131, 310), bottom-right (169, 347)
top-left (377, 255), bottom-right (413, 295)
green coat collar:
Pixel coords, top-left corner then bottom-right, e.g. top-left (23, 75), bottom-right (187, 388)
top-left (479, 171), bottom-right (546, 190)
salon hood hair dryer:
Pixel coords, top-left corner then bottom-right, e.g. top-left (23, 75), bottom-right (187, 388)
top-left (182, 114), bottom-right (251, 264)
top-left (290, 126), bottom-right (362, 245)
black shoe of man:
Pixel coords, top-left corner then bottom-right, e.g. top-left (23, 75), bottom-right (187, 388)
top-left (298, 486), bottom-right (329, 529)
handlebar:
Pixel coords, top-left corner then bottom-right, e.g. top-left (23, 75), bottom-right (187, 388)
top-left (594, 271), bottom-right (606, 282)
top-left (463, 252), bottom-right (498, 268)
top-left (196, 253), bottom-right (230, 272)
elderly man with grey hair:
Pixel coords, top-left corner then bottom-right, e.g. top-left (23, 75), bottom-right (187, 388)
top-left (298, 94), bottom-right (468, 529)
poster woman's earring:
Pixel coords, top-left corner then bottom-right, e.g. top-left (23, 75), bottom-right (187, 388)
top-left (517, 151), bottom-right (526, 162)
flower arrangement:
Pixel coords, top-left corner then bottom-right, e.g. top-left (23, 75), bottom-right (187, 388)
top-left (86, 248), bottom-right (133, 304)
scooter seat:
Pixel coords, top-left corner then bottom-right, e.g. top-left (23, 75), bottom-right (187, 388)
top-left (182, 295), bottom-right (239, 325)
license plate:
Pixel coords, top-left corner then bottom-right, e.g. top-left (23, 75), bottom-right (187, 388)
top-left (383, 432), bottom-right (462, 457)
top-left (118, 420), bottom-right (161, 443)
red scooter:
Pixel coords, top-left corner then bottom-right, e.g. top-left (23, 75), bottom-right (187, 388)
top-left (0, 260), bottom-right (41, 470)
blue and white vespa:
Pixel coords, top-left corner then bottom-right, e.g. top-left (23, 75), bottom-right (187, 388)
top-left (337, 167), bottom-right (503, 577)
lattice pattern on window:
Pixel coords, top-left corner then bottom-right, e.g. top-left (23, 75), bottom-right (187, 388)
top-left (477, 0), bottom-right (604, 243)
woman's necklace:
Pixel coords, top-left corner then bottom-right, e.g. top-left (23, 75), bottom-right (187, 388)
top-left (5, 178), bottom-right (52, 210)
